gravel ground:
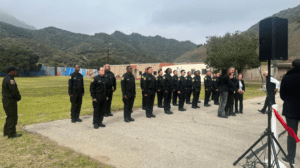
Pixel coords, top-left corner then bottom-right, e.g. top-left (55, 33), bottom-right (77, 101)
top-left (25, 95), bottom-right (299, 168)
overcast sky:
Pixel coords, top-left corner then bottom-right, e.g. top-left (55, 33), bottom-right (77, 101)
top-left (1, 0), bottom-right (299, 44)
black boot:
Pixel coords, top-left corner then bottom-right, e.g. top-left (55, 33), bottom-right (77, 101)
top-left (8, 134), bottom-right (22, 138)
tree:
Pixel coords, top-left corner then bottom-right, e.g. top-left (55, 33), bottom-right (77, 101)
top-left (205, 31), bottom-right (260, 74)
top-left (0, 46), bottom-right (40, 74)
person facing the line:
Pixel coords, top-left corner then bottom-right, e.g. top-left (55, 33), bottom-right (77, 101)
top-left (69, 65), bottom-right (84, 123)
top-left (217, 68), bottom-right (243, 118)
top-left (235, 74), bottom-right (245, 114)
top-left (279, 59), bottom-right (300, 166)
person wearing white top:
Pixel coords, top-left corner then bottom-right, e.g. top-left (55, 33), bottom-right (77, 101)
top-left (258, 71), bottom-right (280, 114)
top-left (235, 74), bottom-right (245, 114)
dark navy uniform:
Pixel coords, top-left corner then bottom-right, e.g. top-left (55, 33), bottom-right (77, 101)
top-left (140, 72), bottom-right (147, 110)
top-left (178, 75), bottom-right (187, 110)
top-left (2, 73), bottom-right (21, 137)
top-left (172, 75), bottom-right (179, 105)
top-left (162, 73), bottom-right (173, 114)
top-left (213, 77), bottom-right (220, 104)
top-left (211, 77), bottom-right (217, 101)
top-left (156, 75), bottom-right (164, 107)
top-left (104, 70), bottom-right (116, 116)
top-left (68, 72), bottom-right (84, 121)
top-left (192, 75), bottom-right (201, 108)
top-left (144, 73), bottom-right (156, 117)
top-left (204, 75), bottom-right (213, 106)
top-left (90, 75), bottom-right (108, 126)
top-left (121, 72), bottom-right (136, 121)
top-left (185, 75), bottom-right (193, 104)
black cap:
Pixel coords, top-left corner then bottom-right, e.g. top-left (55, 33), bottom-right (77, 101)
top-left (165, 68), bottom-right (170, 73)
top-left (180, 70), bottom-right (185, 73)
top-left (126, 66), bottom-right (132, 69)
top-left (6, 65), bottom-right (17, 73)
top-left (292, 59), bottom-right (300, 68)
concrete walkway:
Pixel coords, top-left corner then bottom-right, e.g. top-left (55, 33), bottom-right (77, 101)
top-left (25, 96), bottom-right (299, 168)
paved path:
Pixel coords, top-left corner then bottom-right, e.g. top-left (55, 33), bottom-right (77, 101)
top-left (25, 96), bottom-right (299, 168)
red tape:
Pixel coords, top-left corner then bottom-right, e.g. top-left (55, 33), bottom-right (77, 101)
top-left (273, 108), bottom-right (300, 143)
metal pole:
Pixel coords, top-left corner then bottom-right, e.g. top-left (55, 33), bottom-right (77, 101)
top-left (268, 59), bottom-right (271, 168)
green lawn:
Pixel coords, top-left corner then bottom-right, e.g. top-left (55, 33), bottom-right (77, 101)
top-left (0, 76), bottom-right (266, 167)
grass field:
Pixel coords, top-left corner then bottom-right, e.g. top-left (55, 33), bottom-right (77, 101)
top-left (0, 76), bottom-right (266, 167)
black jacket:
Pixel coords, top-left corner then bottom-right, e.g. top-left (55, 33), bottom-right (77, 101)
top-left (280, 67), bottom-right (300, 117)
top-left (186, 75), bottom-right (193, 88)
top-left (213, 77), bottom-right (219, 90)
top-left (140, 72), bottom-right (147, 90)
top-left (162, 73), bottom-right (173, 92)
top-left (156, 76), bottom-right (164, 91)
top-left (104, 70), bottom-right (116, 91)
top-left (121, 72), bottom-right (136, 98)
top-left (229, 77), bottom-right (238, 94)
top-left (68, 72), bottom-right (84, 95)
top-left (172, 75), bottom-right (179, 90)
top-left (2, 74), bottom-right (21, 101)
top-left (144, 74), bottom-right (156, 95)
top-left (192, 75), bottom-right (201, 91)
top-left (204, 75), bottom-right (213, 89)
top-left (178, 75), bottom-right (187, 92)
top-left (218, 72), bottom-right (238, 93)
top-left (90, 75), bottom-right (108, 101)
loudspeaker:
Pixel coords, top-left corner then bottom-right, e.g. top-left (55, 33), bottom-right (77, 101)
top-left (259, 17), bottom-right (288, 61)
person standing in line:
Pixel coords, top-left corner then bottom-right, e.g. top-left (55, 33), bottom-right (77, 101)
top-left (258, 71), bottom-right (280, 114)
top-left (2, 65), bottom-right (22, 138)
top-left (162, 68), bottom-right (173, 114)
top-left (197, 70), bottom-right (202, 103)
top-left (172, 70), bottom-right (179, 106)
top-left (178, 70), bottom-right (187, 111)
top-left (121, 66), bottom-right (136, 122)
top-left (185, 71), bottom-right (193, 104)
top-left (90, 67), bottom-right (109, 129)
top-left (235, 74), bottom-right (245, 114)
top-left (204, 71), bottom-right (213, 107)
top-left (192, 71), bottom-right (201, 109)
top-left (69, 65), bottom-right (84, 123)
top-left (156, 69), bottom-right (164, 108)
top-left (104, 64), bottom-right (116, 117)
top-left (213, 73), bottom-right (220, 105)
top-left (211, 73), bottom-right (217, 102)
top-left (144, 67), bottom-right (156, 118)
top-left (140, 68), bottom-right (147, 110)
top-left (280, 59), bottom-right (300, 166)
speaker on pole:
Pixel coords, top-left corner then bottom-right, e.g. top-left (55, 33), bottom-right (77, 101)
top-left (259, 17), bottom-right (288, 61)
